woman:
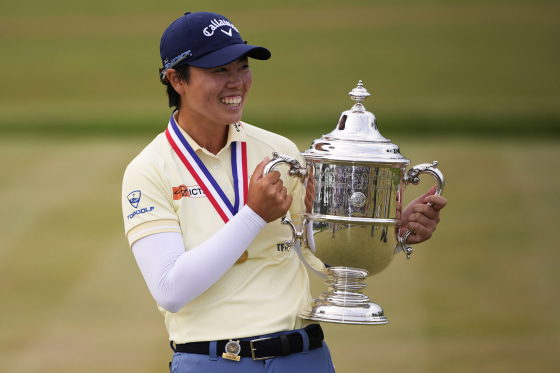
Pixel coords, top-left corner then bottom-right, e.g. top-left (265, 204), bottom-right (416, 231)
top-left (121, 11), bottom-right (446, 372)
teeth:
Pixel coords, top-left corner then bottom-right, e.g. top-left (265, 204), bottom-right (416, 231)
top-left (221, 96), bottom-right (242, 106)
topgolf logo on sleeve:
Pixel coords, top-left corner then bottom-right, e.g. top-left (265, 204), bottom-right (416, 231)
top-left (126, 190), bottom-right (155, 220)
top-left (127, 190), bottom-right (141, 208)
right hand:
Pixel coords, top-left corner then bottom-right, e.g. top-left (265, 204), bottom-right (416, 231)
top-left (247, 157), bottom-right (293, 223)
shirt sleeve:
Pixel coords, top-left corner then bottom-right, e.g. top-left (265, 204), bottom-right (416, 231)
top-left (122, 155), bottom-right (181, 246)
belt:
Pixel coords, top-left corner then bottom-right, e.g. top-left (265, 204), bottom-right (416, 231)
top-left (173, 324), bottom-right (324, 361)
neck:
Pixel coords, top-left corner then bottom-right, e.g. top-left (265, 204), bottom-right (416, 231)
top-left (175, 111), bottom-right (228, 155)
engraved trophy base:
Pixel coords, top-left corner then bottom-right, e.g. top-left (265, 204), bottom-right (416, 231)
top-left (299, 267), bottom-right (388, 325)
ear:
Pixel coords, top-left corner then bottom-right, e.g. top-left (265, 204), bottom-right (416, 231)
top-left (166, 68), bottom-right (186, 95)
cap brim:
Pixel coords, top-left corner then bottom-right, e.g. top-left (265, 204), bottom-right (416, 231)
top-left (187, 44), bottom-right (271, 69)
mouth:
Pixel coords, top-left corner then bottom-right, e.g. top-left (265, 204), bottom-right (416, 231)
top-left (220, 95), bottom-right (242, 108)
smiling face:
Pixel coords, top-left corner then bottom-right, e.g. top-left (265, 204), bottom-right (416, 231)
top-left (176, 57), bottom-right (252, 133)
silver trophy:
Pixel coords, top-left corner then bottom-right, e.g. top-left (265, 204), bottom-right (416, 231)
top-left (265, 81), bottom-right (444, 325)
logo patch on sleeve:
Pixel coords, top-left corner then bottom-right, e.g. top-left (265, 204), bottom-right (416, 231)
top-left (127, 190), bottom-right (141, 208)
top-left (126, 190), bottom-right (155, 220)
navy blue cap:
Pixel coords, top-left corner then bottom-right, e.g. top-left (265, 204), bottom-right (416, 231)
top-left (159, 12), bottom-right (271, 83)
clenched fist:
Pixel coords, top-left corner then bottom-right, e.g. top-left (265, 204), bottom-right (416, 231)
top-left (247, 157), bottom-right (293, 223)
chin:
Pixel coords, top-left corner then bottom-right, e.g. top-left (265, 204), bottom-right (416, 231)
top-left (227, 112), bottom-right (244, 124)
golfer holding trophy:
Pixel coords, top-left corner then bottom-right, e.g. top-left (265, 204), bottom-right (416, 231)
top-left (265, 81), bottom-right (446, 325)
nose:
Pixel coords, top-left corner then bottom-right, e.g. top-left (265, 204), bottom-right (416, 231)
top-left (226, 71), bottom-right (243, 88)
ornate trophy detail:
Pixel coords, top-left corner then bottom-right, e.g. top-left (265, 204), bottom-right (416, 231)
top-left (265, 81), bottom-right (445, 324)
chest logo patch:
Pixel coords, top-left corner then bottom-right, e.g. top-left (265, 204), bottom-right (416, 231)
top-left (173, 184), bottom-right (207, 200)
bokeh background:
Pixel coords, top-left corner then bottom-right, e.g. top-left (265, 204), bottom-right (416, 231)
top-left (1, 0), bottom-right (559, 372)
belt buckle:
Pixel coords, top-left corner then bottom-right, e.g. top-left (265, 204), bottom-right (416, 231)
top-left (250, 337), bottom-right (274, 361)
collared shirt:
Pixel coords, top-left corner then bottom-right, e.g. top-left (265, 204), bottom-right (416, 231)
top-left (122, 118), bottom-right (320, 343)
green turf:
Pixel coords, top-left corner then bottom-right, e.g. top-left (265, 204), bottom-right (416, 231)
top-left (0, 135), bottom-right (558, 372)
top-left (1, 1), bottom-right (559, 371)
top-left (1, 0), bottom-right (559, 136)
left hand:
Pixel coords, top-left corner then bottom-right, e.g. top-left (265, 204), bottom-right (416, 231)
top-left (399, 185), bottom-right (447, 244)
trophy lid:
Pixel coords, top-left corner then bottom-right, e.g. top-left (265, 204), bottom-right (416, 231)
top-left (303, 81), bottom-right (409, 165)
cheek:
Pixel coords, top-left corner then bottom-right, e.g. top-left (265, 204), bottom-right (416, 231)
top-left (244, 72), bottom-right (253, 92)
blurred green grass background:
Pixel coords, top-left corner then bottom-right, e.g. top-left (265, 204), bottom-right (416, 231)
top-left (1, 0), bottom-right (559, 138)
top-left (1, 0), bottom-right (559, 372)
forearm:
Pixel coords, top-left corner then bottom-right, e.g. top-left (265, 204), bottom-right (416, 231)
top-left (132, 205), bottom-right (266, 312)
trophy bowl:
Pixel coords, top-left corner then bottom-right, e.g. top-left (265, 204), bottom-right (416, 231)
top-left (265, 81), bottom-right (444, 325)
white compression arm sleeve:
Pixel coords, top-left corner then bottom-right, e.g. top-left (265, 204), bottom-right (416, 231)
top-left (131, 205), bottom-right (267, 313)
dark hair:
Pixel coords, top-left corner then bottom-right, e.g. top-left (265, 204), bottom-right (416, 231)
top-left (165, 64), bottom-right (190, 108)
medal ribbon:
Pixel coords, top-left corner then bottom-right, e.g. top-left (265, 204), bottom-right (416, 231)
top-left (165, 114), bottom-right (248, 223)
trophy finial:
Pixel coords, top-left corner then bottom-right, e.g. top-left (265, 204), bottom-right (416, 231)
top-left (348, 80), bottom-right (371, 112)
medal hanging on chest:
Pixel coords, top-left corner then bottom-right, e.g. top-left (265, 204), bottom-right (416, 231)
top-left (166, 115), bottom-right (250, 264)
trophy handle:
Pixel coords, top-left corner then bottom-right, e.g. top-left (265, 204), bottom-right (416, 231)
top-left (399, 161), bottom-right (445, 259)
top-left (263, 152), bottom-right (309, 183)
top-left (281, 216), bottom-right (304, 248)
top-left (263, 152), bottom-right (309, 248)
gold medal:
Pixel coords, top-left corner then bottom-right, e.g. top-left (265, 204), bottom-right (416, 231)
top-left (235, 250), bottom-right (248, 264)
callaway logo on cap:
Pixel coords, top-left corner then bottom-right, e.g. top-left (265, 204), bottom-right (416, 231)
top-left (159, 11), bottom-right (271, 83)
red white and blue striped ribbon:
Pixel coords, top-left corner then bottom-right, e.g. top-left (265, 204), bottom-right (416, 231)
top-left (165, 114), bottom-right (248, 223)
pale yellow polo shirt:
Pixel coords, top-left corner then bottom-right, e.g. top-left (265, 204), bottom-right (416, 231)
top-left (122, 119), bottom-right (322, 343)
